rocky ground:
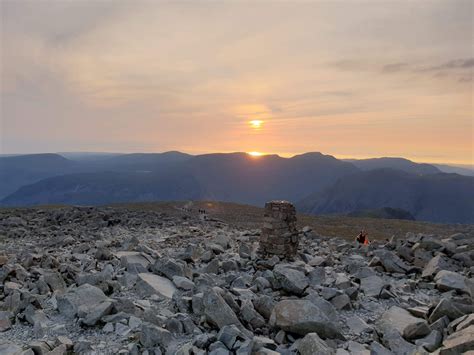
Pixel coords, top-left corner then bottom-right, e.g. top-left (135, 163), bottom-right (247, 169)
top-left (0, 206), bottom-right (473, 355)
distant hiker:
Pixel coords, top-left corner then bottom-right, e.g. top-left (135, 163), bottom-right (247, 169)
top-left (355, 230), bottom-right (369, 245)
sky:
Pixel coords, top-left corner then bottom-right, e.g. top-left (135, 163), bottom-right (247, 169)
top-left (1, 0), bottom-right (473, 165)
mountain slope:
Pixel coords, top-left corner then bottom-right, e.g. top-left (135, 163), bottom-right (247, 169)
top-left (0, 154), bottom-right (78, 199)
top-left (185, 152), bottom-right (358, 205)
top-left (299, 169), bottom-right (474, 224)
top-left (1, 152), bottom-right (358, 207)
top-left (0, 151), bottom-right (193, 199)
top-left (433, 163), bottom-right (474, 176)
top-left (347, 157), bottom-right (441, 175)
top-left (1, 171), bottom-right (202, 206)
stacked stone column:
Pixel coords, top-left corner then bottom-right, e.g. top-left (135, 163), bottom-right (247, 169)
top-left (259, 200), bottom-right (299, 258)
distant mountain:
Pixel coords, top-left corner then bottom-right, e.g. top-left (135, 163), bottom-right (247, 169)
top-left (433, 163), bottom-right (474, 176)
top-left (1, 171), bottom-right (201, 206)
top-left (299, 169), bottom-right (474, 224)
top-left (0, 154), bottom-right (78, 199)
top-left (0, 151), bottom-right (192, 199)
top-left (58, 152), bottom-right (123, 161)
top-left (1, 152), bottom-right (357, 207)
top-left (91, 151), bottom-right (193, 172)
top-left (347, 207), bottom-right (415, 220)
top-left (346, 157), bottom-right (441, 175)
top-left (2, 152), bottom-right (473, 223)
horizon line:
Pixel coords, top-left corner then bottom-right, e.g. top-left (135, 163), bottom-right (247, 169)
top-left (1, 150), bottom-right (473, 168)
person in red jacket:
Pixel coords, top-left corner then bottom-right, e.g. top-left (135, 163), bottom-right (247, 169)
top-left (355, 230), bottom-right (370, 245)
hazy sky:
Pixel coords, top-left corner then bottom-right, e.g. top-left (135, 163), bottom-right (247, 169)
top-left (1, 0), bottom-right (473, 164)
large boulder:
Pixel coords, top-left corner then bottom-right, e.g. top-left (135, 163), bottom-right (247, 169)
top-left (135, 273), bottom-right (177, 299)
top-left (439, 324), bottom-right (474, 354)
top-left (269, 299), bottom-right (344, 339)
top-left (373, 250), bottom-right (411, 274)
top-left (434, 270), bottom-right (472, 295)
top-left (202, 288), bottom-right (242, 329)
top-left (42, 270), bottom-right (66, 292)
top-left (57, 284), bottom-right (113, 325)
top-left (152, 258), bottom-right (189, 280)
top-left (422, 254), bottom-right (456, 279)
top-left (360, 275), bottom-right (387, 298)
top-left (273, 265), bottom-right (308, 295)
top-left (116, 251), bottom-right (154, 273)
top-left (428, 299), bottom-right (466, 323)
top-left (376, 306), bottom-right (430, 341)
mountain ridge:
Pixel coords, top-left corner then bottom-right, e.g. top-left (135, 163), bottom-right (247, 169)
top-left (1, 151), bottom-right (473, 224)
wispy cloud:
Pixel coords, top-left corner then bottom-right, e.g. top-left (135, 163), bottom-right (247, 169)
top-left (1, 1), bottom-right (472, 164)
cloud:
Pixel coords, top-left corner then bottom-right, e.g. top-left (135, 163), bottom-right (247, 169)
top-left (420, 58), bottom-right (474, 71)
top-left (382, 63), bottom-right (408, 73)
top-left (1, 1), bottom-right (472, 164)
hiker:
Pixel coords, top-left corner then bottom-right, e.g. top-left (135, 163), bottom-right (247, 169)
top-left (355, 230), bottom-right (370, 245)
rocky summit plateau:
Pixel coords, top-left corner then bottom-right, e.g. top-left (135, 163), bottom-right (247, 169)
top-left (0, 203), bottom-right (473, 355)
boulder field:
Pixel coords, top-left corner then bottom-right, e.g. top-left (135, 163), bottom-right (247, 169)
top-left (0, 206), bottom-right (473, 354)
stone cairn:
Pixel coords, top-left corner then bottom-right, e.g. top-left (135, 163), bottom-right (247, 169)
top-left (259, 200), bottom-right (299, 258)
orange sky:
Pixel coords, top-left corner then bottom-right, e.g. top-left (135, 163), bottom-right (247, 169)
top-left (1, 1), bottom-right (473, 165)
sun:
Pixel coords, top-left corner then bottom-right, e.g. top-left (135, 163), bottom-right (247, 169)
top-left (249, 120), bottom-right (263, 129)
top-left (248, 151), bottom-right (264, 157)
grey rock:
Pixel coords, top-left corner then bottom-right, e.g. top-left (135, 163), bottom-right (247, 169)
top-left (117, 251), bottom-right (153, 273)
top-left (57, 284), bottom-right (111, 320)
top-left (222, 260), bottom-right (238, 273)
top-left (330, 293), bottom-right (351, 310)
top-left (217, 325), bottom-right (244, 349)
top-left (205, 259), bottom-right (220, 274)
top-left (251, 336), bottom-right (277, 351)
top-left (240, 299), bottom-right (266, 329)
top-left (422, 254), bottom-right (456, 279)
top-left (369, 341), bottom-right (392, 355)
top-left (434, 270), bottom-right (471, 294)
top-left (136, 273), bottom-right (177, 299)
top-left (347, 341), bottom-right (370, 355)
top-left (377, 328), bottom-right (416, 355)
top-left (298, 333), bottom-right (334, 355)
top-left (321, 287), bottom-right (339, 300)
top-left (415, 330), bottom-right (442, 352)
top-left (153, 258), bottom-right (187, 279)
top-left (115, 323), bottom-right (131, 337)
top-left (308, 267), bottom-right (326, 286)
top-left (0, 311), bottom-right (12, 332)
top-left (208, 348), bottom-right (230, 355)
top-left (172, 276), bottom-right (194, 290)
top-left (346, 315), bottom-right (372, 334)
top-left (430, 315), bottom-right (450, 333)
top-left (252, 295), bottom-right (275, 320)
top-left (305, 294), bottom-right (339, 322)
top-left (360, 275), bottom-right (387, 298)
top-left (455, 313), bottom-right (474, 332)
top-left (82, 300), bottom-right (113, 326)
top-left (439, 324), bottom-right (474, 355)
top-left (269, 299), bottom-right (344, 339)
top-left (203, 288), bottom-right (242, 329)
top-left (335, 274), bottom-right (351, 289)
top-left (373, 250), bottom-right (411, 274)
top-left (404, 320), bottom-right (431, 340)
top-left (376, 306), bottom-right (430, 341)
top-left (209, 341), bottom-right (229, 354)
top-left (429, 299), bottom-right (465, 323)
top-left (273, 265), bottom-right (308, 295)
top-left (42, 270), bottom-right (66, 292)
top-left (140, 322), bottom-right (173, 348)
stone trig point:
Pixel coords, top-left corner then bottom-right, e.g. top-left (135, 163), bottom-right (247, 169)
top-left (259, 200), bottom-right (299, 258)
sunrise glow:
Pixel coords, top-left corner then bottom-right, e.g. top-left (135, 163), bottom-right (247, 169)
top-left (249, 120), bottom-right (264, 129)
top-left (248, 151), bottom-right (264, 157)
